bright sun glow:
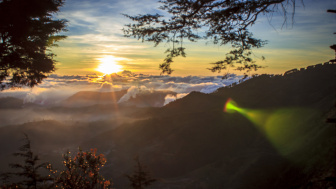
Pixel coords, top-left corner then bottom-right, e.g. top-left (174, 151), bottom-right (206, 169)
top-left (96, 56), bottom-right (123, 74)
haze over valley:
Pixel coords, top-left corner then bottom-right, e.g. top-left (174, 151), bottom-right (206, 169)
top-left (0, 64), bottom-right (335, 188)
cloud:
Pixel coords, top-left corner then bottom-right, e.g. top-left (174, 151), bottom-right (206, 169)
top-left (118, 86), bottom-right (151, 103)
top-left (163, 93), bottom-right (189, 106)
top-left (200, 84), bottom-right (223, 94)
top-left (145, 74), bottom-right (243, 94)
top-left (22, 86), bottom-right (86, 106)
top-left (50, 0), bottom-right (336, 75)
top-left (98, 82), bottom-right (124, 92)
top-left (0, 72), bottom-right (244, 127)
top-left (58, 0), bottom-right (161, 36)
top-left (0, 72), bottom-right (243, 107)
top-left (0, 75), bottom-right (100, 105)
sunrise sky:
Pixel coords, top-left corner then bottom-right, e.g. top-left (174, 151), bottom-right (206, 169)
top-left (51, 0), bottom-right (336, 76)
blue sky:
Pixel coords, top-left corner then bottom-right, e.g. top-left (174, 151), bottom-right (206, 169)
top-left (51, 0), bottom-right (336, 76)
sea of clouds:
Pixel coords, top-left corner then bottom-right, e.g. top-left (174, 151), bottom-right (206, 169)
top-left (0, 71), bottom-right (245, 106)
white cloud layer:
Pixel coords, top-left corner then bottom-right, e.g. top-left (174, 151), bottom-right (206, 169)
top-left (118, 86), bottom-right (151, 103)
top-left (0, 72), bottom-right (244, 106)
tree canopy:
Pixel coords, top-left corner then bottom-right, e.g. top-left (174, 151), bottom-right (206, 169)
top-left (125, 156), bottom-right (157, 189)
top-left (0, 0), bottom-right (67, 89)
top-left (1, 134), bottom-right (52, 189)
top-left (123, 0), bottom-right (300, 75)
top-left (327, 9), bottom-right (336, 61)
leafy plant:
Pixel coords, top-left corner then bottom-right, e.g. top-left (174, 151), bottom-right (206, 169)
top-left (53, 148), bottom-right (112, 189)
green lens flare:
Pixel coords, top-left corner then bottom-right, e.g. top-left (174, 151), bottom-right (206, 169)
top-left (224, 98), bottom-right (319, 163)
top-left (224, 98), bottom-right (245, 114)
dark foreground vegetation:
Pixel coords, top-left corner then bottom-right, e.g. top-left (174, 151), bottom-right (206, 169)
top-left (0, 63), bottom-right (335, 188)
top-left (0, 135), bottom-right (156, 189)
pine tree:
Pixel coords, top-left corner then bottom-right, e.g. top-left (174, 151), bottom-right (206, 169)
top-left (125, 156), bottom-right (157, 189)
top-left (0, 134), bottom-right (52, 189)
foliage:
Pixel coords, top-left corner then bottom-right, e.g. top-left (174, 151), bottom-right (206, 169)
top-left (0, 0), bottom-right (67, 89)
top-left (0, 136), bottom-right (113, 189)
top-left (125, 156), bottom-right (157, 189)
top-left (123, 0), bottom-right (300, 75)
top-left (0, 134), bottom-right (52, 189)
top-left (51, 148), bottom-right (112, 189)
top-left (327, 9), bottom-right (336, 60)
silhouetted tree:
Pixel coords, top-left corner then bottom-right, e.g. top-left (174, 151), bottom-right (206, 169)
top-left (123, 0), bottom-right (301, 75)
top-left (125, 156), bottom-right (157, 189)
top-left (0, 134), bottom-right (52, 189)
top-left (53, 148), bottom-right (112, 189)
top-left (327, 9), bottom-right (336, 61)
top-left (0, 0), bottom-right (67, 89)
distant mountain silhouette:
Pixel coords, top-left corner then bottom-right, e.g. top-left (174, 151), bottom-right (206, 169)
top-left (0, 97), bottom-right (23, 109)
top-left (62, 90), bottom-right (176, 107)
top-left (62, 90), bottom-right (128, 107)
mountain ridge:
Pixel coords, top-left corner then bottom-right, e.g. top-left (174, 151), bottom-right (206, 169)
top-left (0, 63), bottom-right (334, 188)
top-left (88, 63), bottom-right (336, 188)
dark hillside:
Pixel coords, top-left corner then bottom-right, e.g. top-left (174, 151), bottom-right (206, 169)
top-left (0, 63), bottom-right (334, 188)
top-left (153, 92), bottom-right (224, 117)
top-left (213, 63), bottom-right (336, 109)
top-left (85, 63), bottom-right (336, 188)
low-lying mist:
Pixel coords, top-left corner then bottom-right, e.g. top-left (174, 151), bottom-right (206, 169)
top-left (0, 72), bottom-right (244, 127)
top-left (0, 64), bottom-right (335, 188)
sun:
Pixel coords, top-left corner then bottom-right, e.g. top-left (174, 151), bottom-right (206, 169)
top-left (96, 56), bottom-right (123, 74)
